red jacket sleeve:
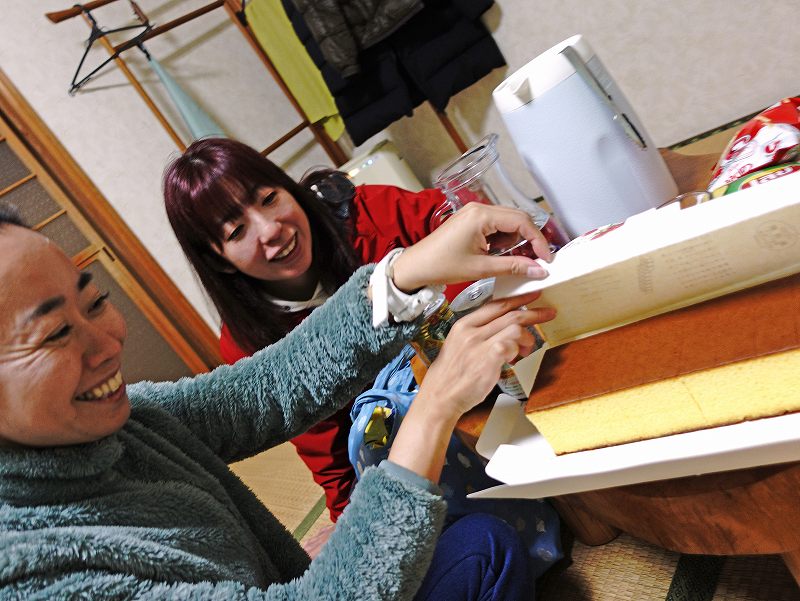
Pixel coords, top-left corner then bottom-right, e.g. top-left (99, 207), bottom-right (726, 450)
top-left (220, 309), bottom-right (311, 364)
top-left (350, 184), bottom-right (471, 300)
top-left (219, 323), bottom-right (250, 364)
top-left (350, 184), bottom-right (445, 264)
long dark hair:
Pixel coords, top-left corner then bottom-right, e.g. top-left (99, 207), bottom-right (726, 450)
top-left (163, 138), bottom-right (359, 354)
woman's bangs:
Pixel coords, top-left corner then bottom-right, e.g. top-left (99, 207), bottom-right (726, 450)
top-left (191, 174), bottom-right (252, 246)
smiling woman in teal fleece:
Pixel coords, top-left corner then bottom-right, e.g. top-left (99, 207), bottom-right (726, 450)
top-left (0, 202), bottom-right (554, 600)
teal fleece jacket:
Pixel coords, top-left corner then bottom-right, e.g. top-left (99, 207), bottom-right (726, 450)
top-left (0, 266), bottom-right (448, 600)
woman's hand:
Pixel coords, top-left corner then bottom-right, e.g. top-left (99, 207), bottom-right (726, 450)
top-left (418, 291), bottom-right (555, 420)
top-left (387, 291), bottom-right (556, 482)
top-left (391, 203), bottom-right (553, 293)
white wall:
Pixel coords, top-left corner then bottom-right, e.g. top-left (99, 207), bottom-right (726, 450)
top-left (2, 1), bottom-right (798, 331)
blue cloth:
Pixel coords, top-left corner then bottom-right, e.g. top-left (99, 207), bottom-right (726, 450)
top-left (349, 347), bottom-right (417, 475)
top-left (415, 513), bottom-right (532, 601)
top-left (146, 56), bottom-right (227, 140)
top-left (441, 435), bottom-right (562, 579)
top-left (349, 346), bottom-right (563, 581)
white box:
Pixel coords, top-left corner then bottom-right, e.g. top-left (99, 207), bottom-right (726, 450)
top-left (472, 173), bottom-right (800, 498)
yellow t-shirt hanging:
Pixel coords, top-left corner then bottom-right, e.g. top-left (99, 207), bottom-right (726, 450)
top-left (245, 0), bottom-right (345, 140)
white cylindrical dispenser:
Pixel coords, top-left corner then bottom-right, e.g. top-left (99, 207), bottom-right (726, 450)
top-left (493, 35), bottom-right (678, 238)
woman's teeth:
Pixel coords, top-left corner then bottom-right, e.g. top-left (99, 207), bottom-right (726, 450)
top-left (274, 235), bottom-right (297, 260)
top-left (76, 371), bottom-right (123, 401)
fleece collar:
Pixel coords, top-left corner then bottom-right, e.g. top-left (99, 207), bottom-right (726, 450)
top-left (0, 434), bottom-right (122, 505)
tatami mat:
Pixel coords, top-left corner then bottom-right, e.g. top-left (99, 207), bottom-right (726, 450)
top-left (537, 534), bottom-right (799, 601)
top-left (230, 442), bottom-right (332, 536)
top-left (230, 444), bottom-right (799, 600)
top-left (302, 504), bottom-right (337, 541)
top-left (538, 534), bottom-right (679, 600)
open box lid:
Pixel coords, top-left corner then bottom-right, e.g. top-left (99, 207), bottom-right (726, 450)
top-left (492, 170), bottom-right (800, 347)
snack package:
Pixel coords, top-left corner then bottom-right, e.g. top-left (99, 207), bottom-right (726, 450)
top-left (708, 97), bottom-right (800, 193)
top-left (710, 162), bottom-right (800, 197)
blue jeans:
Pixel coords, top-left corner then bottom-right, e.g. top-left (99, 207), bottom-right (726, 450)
top-left (414, 513), bottom-right (532, 601)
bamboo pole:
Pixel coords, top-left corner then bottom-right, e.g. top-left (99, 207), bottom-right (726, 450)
top-left (261, 122), bottom-right (308, 156)
top-left (49, 0), bottom-right (345, 161)
top-left (46, 0), bottom-right (122, 23)
top-left (112, 1), bottom-right (225, 55)
top-left (433, 107), bottom-right (468, 154)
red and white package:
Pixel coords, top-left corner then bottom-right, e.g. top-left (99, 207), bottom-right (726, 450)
top-left (708, 97), bottom-right (800, 193)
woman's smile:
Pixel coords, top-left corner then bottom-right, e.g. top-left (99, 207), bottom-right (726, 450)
top-left (271, 233), bottom-right (298, 261)
top-left (75, 370), bottom-right (125, 403)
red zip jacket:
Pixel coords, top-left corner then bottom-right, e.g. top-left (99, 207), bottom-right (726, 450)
top-left (219, 184), bottom-right (450, 521)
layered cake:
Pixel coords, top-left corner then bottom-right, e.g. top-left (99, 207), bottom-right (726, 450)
top-left (525, 274), bottom-right (800, 454)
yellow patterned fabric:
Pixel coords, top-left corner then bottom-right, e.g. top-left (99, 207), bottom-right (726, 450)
top-left (245, 0), bottom-right (344, 140)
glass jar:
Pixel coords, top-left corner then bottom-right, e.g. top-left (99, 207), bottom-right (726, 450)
top-left (433, 134), bottom-right (570, 254)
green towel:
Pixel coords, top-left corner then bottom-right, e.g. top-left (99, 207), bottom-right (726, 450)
top-left (245, 0), bottom-right (344, 141)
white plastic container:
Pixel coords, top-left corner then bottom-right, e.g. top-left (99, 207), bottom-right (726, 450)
top-left (342, 139), bottom-right (423, 191)
top-left (493, 35), bottom-right (678, 238)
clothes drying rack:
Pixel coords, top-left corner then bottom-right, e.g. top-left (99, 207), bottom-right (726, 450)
top-left (46, 0), bottom-right (470, 166)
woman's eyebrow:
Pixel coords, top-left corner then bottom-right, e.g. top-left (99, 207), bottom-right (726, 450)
top-left (25, 272), bottom-right (94, 325)
top-left (27, 296), bottom-right (65, 323)
top-left (78, 271), bottom-right (93, 291)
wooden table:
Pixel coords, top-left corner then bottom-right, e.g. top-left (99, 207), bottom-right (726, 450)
top-left (455, 150), bottom-right (800, 586)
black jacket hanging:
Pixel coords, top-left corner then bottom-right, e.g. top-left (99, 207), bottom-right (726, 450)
top-left (289, 0), bottom-right (424, 77)
top-left (281, 0), bottom-right (505, 146)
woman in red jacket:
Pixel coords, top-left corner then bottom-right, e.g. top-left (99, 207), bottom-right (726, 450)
top-left (163, 137), bottom-right (450, 523)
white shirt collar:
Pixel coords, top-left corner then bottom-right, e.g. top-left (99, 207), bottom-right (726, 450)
top-left (267, 281), bottom-right (329, 313)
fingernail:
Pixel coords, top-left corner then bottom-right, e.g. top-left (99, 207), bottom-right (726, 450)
top-left (527, 264), bottom-right (548, 278)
